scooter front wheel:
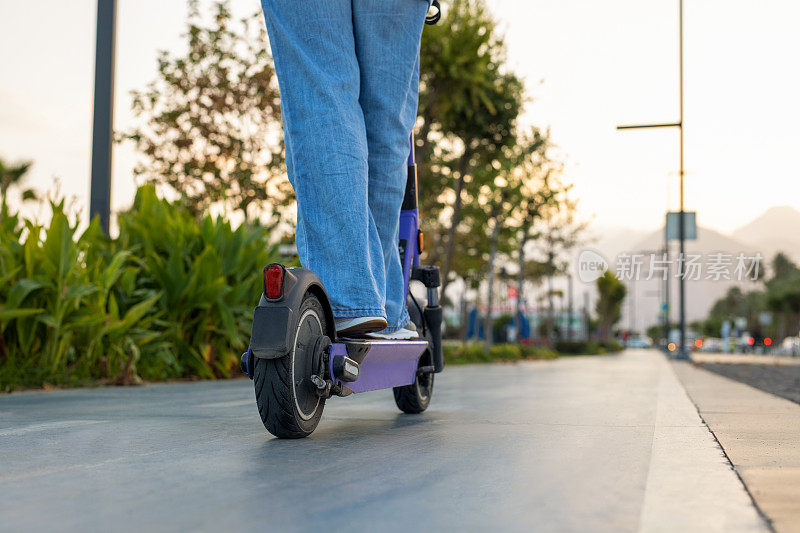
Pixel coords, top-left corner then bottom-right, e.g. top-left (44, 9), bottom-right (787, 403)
top-left (253, 293), bottom-right (327, 438)
top-left (393, 365), bottom-right (433, 414)
top-left (393, 331), bottom-right (434, 414)
top-left (394, 305), bottom-right (435, 413)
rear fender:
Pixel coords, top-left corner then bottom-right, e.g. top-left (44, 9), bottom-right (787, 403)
top-left (249, 267), bottom-right (335, 359)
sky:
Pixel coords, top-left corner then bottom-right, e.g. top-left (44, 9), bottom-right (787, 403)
top-left (1, 0), bottom-right (799, 235)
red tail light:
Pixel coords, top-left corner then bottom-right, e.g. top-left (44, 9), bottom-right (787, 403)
top-left (764, 337), bottom-right (772, 346)
top-left (264, 264), bottom-right (285, 299)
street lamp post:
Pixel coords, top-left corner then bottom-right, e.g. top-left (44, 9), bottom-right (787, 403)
top-left (89, 0), bottom-right (117, 234)
top-left (617, 0), bottom-right (688, 359)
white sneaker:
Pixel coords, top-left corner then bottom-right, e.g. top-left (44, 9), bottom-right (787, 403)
top-left (335, 316), bottom-right (387, 338)
top-left (365, 322), bottom-right (420, 340)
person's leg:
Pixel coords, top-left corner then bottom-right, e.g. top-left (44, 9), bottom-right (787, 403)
top-left (261, 0), bottom-right (387, 323)
top-left (352, 0), bottom-right (429, 332)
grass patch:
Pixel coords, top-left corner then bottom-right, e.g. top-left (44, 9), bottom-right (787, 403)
top-left (444, 342), bottom-right (558, 365)
top-left (553, 339), bottom-right (623, 355)
top-left (443, 339), bottom-right (623, 365)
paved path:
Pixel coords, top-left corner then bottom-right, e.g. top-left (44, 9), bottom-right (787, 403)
top-left (0, 350), bottom-right (766, 532)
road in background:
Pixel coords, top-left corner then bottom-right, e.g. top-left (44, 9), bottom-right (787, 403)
top-left (1, 350), bottom-right (766, 532)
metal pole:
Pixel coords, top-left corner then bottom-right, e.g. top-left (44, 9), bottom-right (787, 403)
top-left (617, 0), bottom-right (687, 358)
top-left (90, 0), bottom-right (117, 234)
top-left (583, 291), bottom-right (590, 340)
top-left (630, 277), bottom-right (636, 334)
top-left (568, 274), bottom-right (574, 340)
top-left (664, 223), bottom-right (671, 348)
top-left (677, 0), bottom-right (688, 359)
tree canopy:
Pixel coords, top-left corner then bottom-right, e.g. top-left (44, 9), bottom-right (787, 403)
top-left (122, 1), bottom-right (288, 226)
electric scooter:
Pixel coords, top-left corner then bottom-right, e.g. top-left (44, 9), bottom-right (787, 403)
top-left (240, 134), bottom-right (444, 438)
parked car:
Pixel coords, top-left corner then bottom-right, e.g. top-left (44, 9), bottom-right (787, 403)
top-left (699, 337), bottom-right (725, 352)
top-left (780, 336), bottom-right (800, 357)
top-left (626, 336), bottom-right (653, 349)
top-left (735, 332), bottom-right (774, 354)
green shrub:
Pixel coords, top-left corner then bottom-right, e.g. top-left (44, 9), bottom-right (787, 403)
top-left (519, 345), bottom-right (558, 360)
top-left (443, 342), bottom-right (556, 364)
top-left (0, 186), bottom-right (280, 390)
top-left (553, 340), bottom-right (588, 354)
top-left (489, 343), bottom-right (521, 361)
top-left (443, 342), bottom-right (484, 364)
top-left (553, 339), bottom-right (624, 355)
top-left (0, 200), bottom-right (160, 389)
top-left (600, 340), bottom-right (623, 353)
top-left (115, 186), bottom-right (278, 380)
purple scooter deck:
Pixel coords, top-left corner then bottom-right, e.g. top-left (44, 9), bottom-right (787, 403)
top-left (330, 339), bottom-right (428, 394)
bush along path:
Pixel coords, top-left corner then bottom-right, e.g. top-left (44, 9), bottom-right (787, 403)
top-left (0, 186), bottom-right (282, 391)
top-left (442, 340), bottom-right (624, 365)
top-left (443, 343), bottom-right (558, 365)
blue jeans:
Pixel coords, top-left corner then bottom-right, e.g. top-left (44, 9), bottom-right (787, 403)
top-left (261, 0), bottom-right (429, 332)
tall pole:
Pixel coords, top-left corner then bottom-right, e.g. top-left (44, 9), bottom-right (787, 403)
top-left (90, 0), bottom-right (117, 234)
top-left (617, 0), bottom-right (687, 358)
top-left (663, 223), bottom-right (671, 347)
top-left (630, 277), bottom-right (636, 333)
top-left (568, 274), bottom-right (574, 340)
top-left (676, 0), bottom-right (688, 359)
top-left (583, 291), bottom-right (590, 340)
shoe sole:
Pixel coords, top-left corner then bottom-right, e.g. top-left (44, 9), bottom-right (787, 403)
top-left (336, 318), bottom-right (388, 338)
top-left (364, 331), bottom-right (420, 340)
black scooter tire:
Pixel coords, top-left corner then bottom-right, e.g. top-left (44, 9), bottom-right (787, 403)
top-left (253, 293), bottom-right (326, 438)
top-left (393, 367), bottom-right (434, 414)
top-left (393, 309), bottom-right (435, 414)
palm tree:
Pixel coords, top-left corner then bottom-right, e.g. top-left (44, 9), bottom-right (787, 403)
top-left (0, 158), bottom-right (36, 206)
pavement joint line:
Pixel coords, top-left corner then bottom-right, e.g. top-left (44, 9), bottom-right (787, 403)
top-left (687, 390), bottom-right (776, 532)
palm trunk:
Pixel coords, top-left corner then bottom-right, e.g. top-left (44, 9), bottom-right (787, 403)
top-left (417, 119), bottom-right (433, 164)
top-left (439, 147), bottom-right (473, 304)
top-left (547, 271), bottom-right (554, 344)
top-left (484, 216), bottom-right (500, 356)
top-left (515, 230), bottom-right (527, 341)
top-left (460, 291), bottom-right (469, 344)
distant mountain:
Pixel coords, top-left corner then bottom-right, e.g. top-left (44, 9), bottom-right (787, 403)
top-left (578, 226), bottom-right (761, 333)
top-left (534, 207), bottom-right (799, 335)
top-left (630, 226), bottom-right (757, 257)
top-left (732, 205), bottom-right (800, 264)
top-left (583, 226), bottom-right (649, 261)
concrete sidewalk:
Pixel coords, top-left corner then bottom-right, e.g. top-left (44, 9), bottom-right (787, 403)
top-left (674, 361), bottom-right (800, 533)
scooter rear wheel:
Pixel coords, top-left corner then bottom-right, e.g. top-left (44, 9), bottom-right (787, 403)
top-left (253, 293), bottom-right (327, 438)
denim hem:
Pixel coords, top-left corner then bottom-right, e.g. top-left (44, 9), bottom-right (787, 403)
top-left (384, 310), bottom-right (411, 333)
top-left (331, 307), bottom-right (386, 319)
